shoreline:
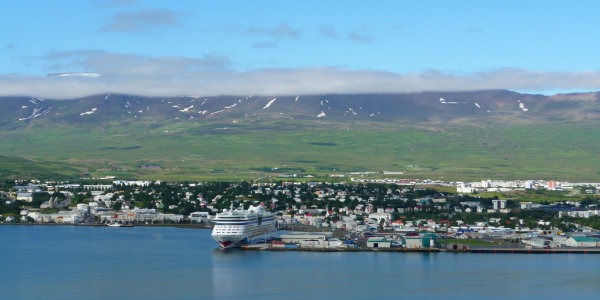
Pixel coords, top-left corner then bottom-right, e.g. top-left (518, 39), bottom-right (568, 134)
top-left (245, 247), bottom-right (600, 254)
top-left (5, 224), bottom-right (600, 254)
top-left (0, 223), bottom-right (213, 229)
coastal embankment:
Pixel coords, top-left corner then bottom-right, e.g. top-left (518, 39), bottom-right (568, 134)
top-left (242, 244), bottom-right (600, 254)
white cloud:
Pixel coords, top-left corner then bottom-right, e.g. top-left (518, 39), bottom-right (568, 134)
top-left (253, 41), bottom-right (278, 49)
top-left (318, 25), bottom-right (338, 39)
top-left (4, 51), bottom-right (600, 99)
top-left (94, 0), bottom-right (137, 9)
top-left (37, 50), bottom-right (230, 76)
top-left (247, 22), bottom-right (300, 39)
top-left (100, 8), bottom-right (185, 32)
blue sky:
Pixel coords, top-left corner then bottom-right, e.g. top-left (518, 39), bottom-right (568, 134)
top-left (2, 0), bottom-right (600, 98)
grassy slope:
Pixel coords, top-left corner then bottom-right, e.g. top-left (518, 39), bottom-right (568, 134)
top-left (1, 117), bottom-right (600, 181)
top-left (0, 155), bottom-right (80, 180)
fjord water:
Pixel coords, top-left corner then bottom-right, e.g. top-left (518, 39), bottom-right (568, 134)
top-left (2, 226), bottom-right (599, 300)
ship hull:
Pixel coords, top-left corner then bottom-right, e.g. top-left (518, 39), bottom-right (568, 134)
top-left (212, 227), bottom-right (277, 249)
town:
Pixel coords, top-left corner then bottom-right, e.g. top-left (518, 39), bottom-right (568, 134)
top-left (2, 177), bottom-right (600, 252)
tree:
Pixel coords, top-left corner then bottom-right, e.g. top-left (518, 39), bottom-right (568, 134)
top-left (111, 202), bottom-right (122, 211)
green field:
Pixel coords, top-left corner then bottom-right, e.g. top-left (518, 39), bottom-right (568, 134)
top-left (1, 117), bottom-right (600, 181)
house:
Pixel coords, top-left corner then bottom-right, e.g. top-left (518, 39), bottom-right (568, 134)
top-left (368, 213), bottom-right (391, 222)
top-left (566, 237), bottom-right (599, 247)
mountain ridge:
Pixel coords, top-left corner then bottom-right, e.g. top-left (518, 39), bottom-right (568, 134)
top-left (2, 89), bottom-right (600, 129)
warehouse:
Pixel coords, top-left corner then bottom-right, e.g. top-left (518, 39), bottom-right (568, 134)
top-left (566, 237), bottom-right (599, 247)
top-left (280, 232), bottom-right (333, 243)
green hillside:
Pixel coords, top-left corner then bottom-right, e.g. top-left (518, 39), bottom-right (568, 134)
top-left (1, 91), bottom-right (600, 181)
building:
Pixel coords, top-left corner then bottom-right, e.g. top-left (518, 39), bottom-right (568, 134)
top-left (548, 181), bottom-right (557, 190)
top-left (492, 200), bottom-right (507, 210)
top-left (41, 197), bottom-right (61, 209)
top-left (367, 238), bottom-right (392, 248)
top-left (382, 171), bottom-right (404, 175)
top-left (405, 234), bottom-right (437, 249)
top-left (280, 232), bottom-right (333, 243)
top-left (566, 237), bottom-right (599, 247)
top-left (113, 180), bottom-right (151, 186)
top-left (14, 185), bottom-right (42, 192)
top-left (368, 213), bottom-right (391, 222)
top-left (162, 214), bottom-right (184, 222)
top-left (94, 195), bottom-right (113, 202)
top-left (16, 193), bottom-right (34, 202)
top-left (190, 212), bottom-right (209, 223)
top-left (272, 241), bottom-right (286, 248)
top-left (520, 202), bottom-right (532, 209)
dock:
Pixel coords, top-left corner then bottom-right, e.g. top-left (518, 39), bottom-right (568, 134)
top-left (241, 245), bottom-right (600, 254)
top-left (470, 248), bottom-right (600, 254)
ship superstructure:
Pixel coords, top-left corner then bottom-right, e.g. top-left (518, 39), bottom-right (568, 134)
top-left (211, 204), bottom-right (277, 249)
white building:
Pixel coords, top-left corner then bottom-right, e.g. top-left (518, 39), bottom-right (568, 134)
top-left (368, 213), bottom-right (391, 222)
top-left (492, 200), bottom-right (507, 210)
top-left (566, 237), bottom-right (599, 247)
top-left (190, 212), bottom-right (209, 223)
top-left (16, 193), bottom-right (34, 202)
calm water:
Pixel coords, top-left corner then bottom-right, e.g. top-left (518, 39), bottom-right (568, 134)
top-left (2, 226), bottom-right (599, 299)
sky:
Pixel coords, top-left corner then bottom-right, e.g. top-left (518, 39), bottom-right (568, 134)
top-left (2, 0), bottom-right (600, 98)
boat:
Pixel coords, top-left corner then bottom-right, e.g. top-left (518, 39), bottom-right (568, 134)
top-left (108, 222), bottom-right (122, 227)
top-left (211, 203), bottom-right (277, 249)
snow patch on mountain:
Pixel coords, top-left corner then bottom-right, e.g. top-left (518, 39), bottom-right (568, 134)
top-left (518, 102), bottom-right (528, 111)
top-left (263, 98), bottom-right (276, 109)
top-left (439, 97), bottom-right (459, 104)
top-left (80, 108), bottom-right (97, 116)
top-left (317, 111), bottom-right (326, 117)
top-left (179, 105), bottom-right (193, 112)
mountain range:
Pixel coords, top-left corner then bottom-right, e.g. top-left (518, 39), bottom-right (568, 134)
top-left (1, 90), bottom-right (600, 181)
top-left (2, 90), bottom-right (600, 129)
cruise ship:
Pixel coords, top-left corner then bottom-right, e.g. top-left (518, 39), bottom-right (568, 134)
top-left (211, 204), bottom-right (277, 249)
